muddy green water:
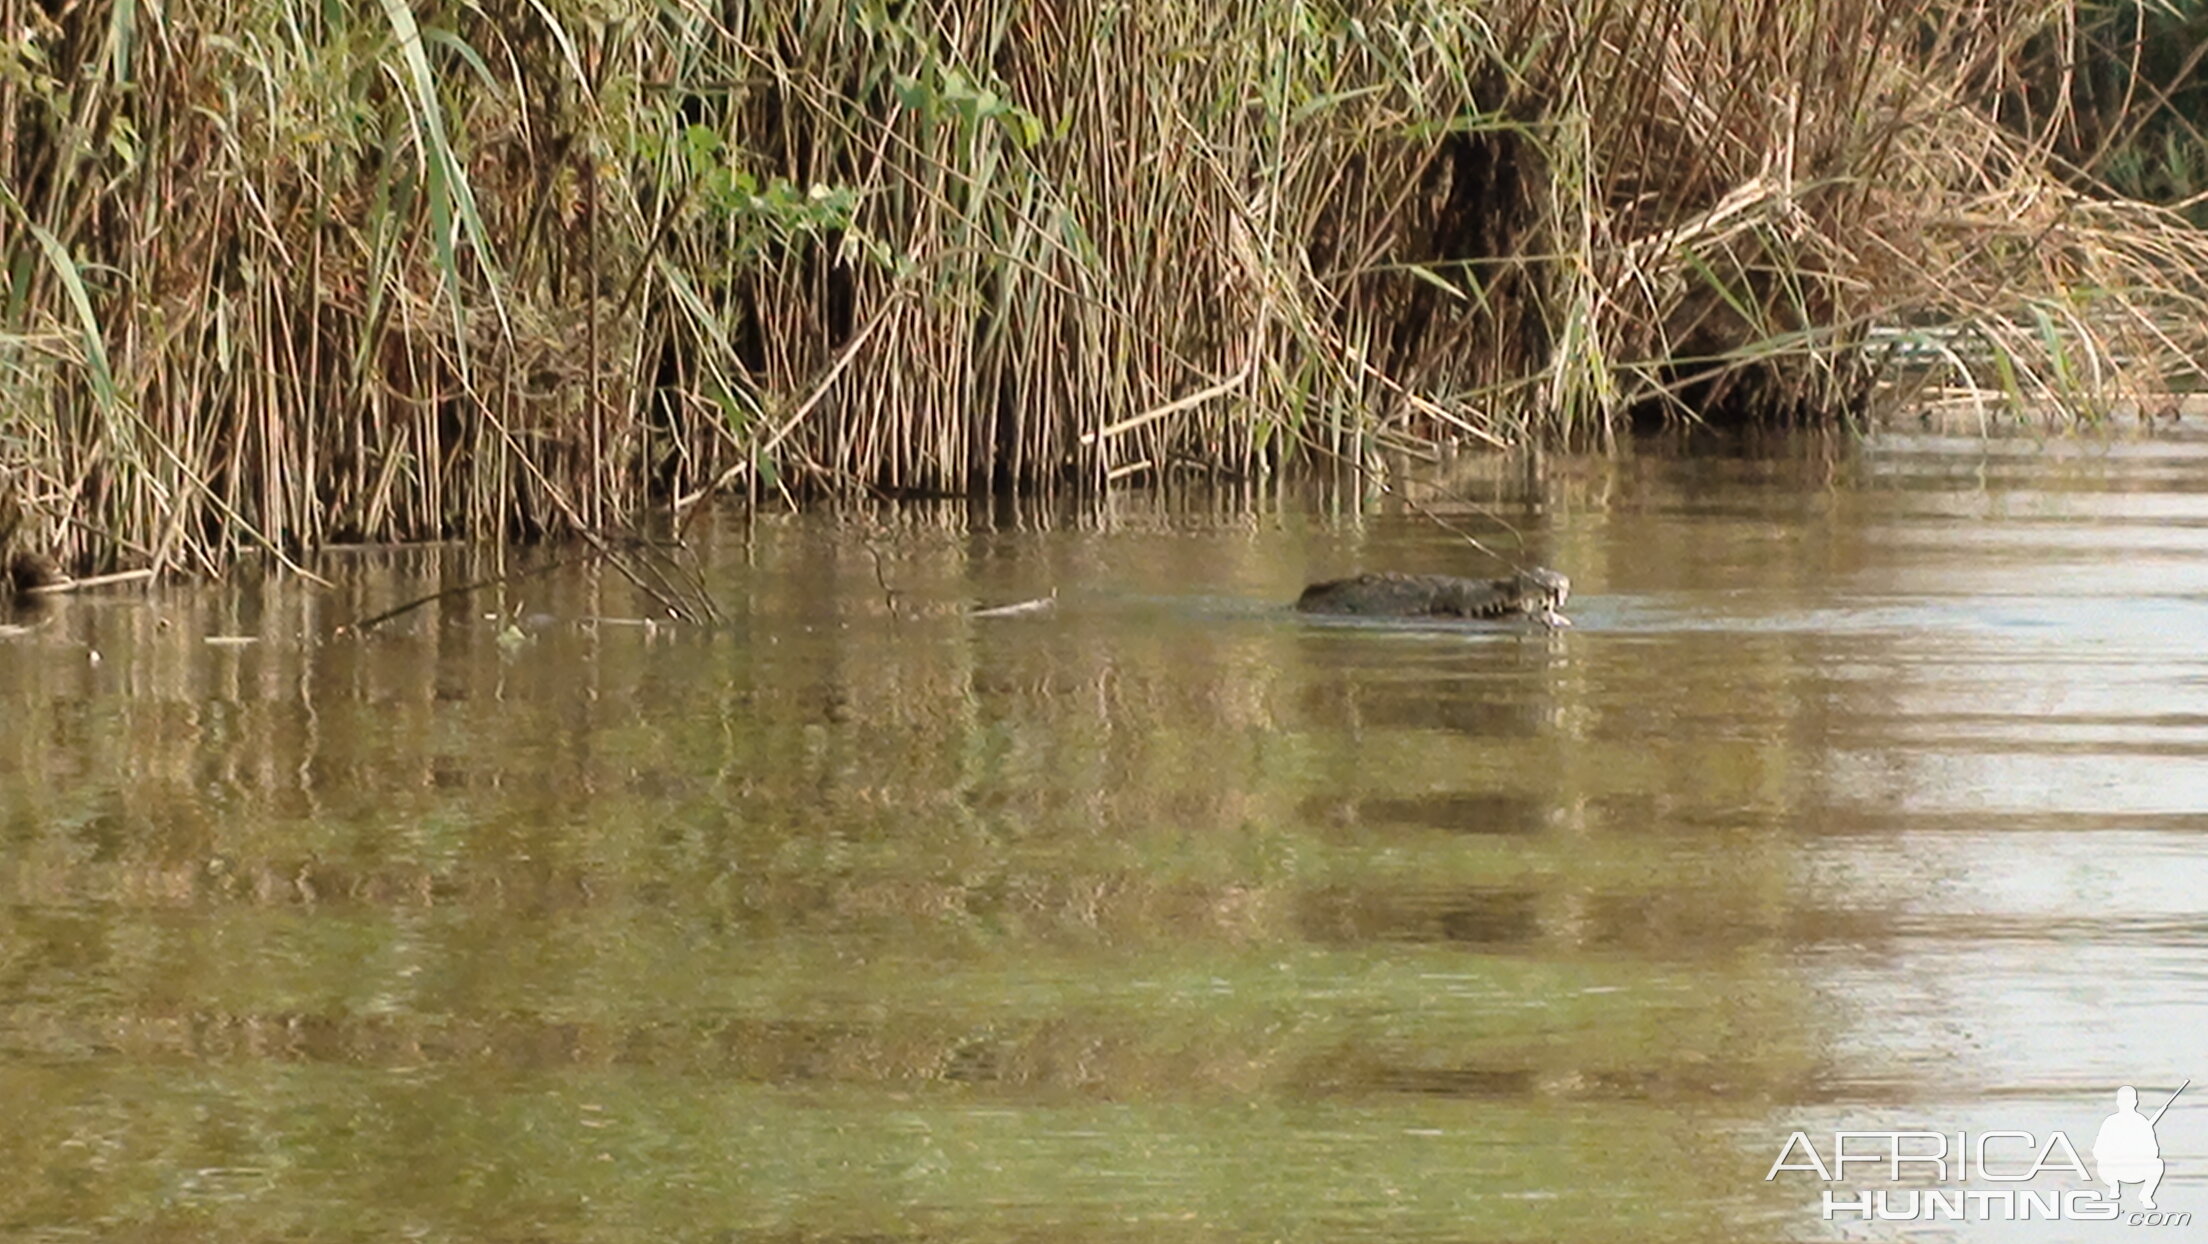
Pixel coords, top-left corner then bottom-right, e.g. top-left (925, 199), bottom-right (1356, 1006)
top-left (3, 431), bottom-right (2205, 1241)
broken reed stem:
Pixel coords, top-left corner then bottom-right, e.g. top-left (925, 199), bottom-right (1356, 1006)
top-left (21, 568), bottom-right (159, 596)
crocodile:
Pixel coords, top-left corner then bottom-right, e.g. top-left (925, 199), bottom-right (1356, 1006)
top-left (1295, 567), bottom-right (1571, 628)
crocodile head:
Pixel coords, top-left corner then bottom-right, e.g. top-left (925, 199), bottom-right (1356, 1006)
top-left (1511, 568), bottom-right (1570, 611)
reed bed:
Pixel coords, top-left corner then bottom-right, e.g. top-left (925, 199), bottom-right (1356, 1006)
top-left (2, 0), bottom-right (2206, 571)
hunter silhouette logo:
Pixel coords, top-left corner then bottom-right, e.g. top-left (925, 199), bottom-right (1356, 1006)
top-left (1766, 1080), bottom-right (2192, 1224)
top-left (2093, 1082), bottom-right (2184, 1210)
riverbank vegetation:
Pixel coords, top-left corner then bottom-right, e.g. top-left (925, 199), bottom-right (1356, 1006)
top-left (4, 0), bottom-right (2208, 571)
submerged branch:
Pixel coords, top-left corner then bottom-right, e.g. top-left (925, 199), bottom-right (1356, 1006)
top-left (335, 558), bottom-right (584, 635)
top-left (334, 537), bottom-right (714, 635)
